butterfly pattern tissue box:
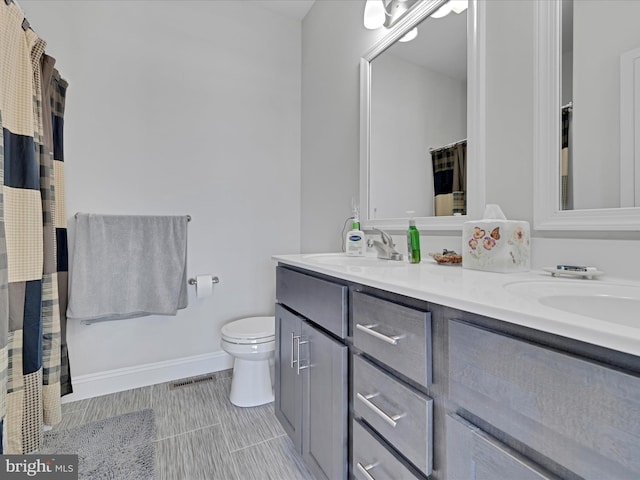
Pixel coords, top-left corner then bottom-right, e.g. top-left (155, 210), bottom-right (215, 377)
top-left (462, 204), bottom-right (530, 273)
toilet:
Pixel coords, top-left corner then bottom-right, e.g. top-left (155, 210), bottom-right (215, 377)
top-left (220, 316), bottom-right (275, 407)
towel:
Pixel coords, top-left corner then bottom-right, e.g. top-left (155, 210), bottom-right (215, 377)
top-left (435, 193), bottom-right (454, 216)
top-left (67, 213), bottom-right (188, 323)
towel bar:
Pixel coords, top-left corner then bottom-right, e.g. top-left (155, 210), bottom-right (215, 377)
top-left (74, 213), bottom-right (191, 221)
top-left (188, 276), bottom-right (220, 286)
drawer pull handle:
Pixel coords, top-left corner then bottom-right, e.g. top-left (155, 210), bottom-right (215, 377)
top-left (356, 461), bottom-right (379, 480)
top-left (356, 323), bottom-right (402, 345)
top-left (356, 392), bottom-right (406, 428)
top-left (290, 332), bottom-right (296, 369)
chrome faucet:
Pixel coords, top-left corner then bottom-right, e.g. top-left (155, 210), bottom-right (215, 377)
top-left (367, 228), bottom-right (403, 261)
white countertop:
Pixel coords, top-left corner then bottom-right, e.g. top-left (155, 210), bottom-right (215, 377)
top-left (273, 253), bottom-right (640, 357)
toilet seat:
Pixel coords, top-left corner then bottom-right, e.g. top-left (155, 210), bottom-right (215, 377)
top-left (221, 316), bottom-right (275, 345)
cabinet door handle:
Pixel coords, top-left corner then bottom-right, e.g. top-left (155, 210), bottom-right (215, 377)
top-left (290, 332), bottom-right (296, 369)
top-left (356, 392), bottom-right (406, 428)
top-left (356, 323), bottom-right (402, 345)
top-left (296, 336), bottom-right (309, 375)
top-left (356, 462), bottom-right (379, 480)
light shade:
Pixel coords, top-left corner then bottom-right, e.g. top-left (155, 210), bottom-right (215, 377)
top-left (450, 0), bottom-right (469, 14)
top-left (364, 0), bottom-right (386, 29)
top-left (398, 27), bottom-right (418, 42)
top-left (431, 0), bottom-right (468, 19)
top-left (430, 2), bottom-right (453, 18)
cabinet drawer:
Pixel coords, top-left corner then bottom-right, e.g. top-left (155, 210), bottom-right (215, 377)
top-left (352, 291), bottom-right (431, 387)
top-left (352, 420), bottom-right (420, 480)
top-left (446, 414), bottom-right (559, 480)
top-left (353, 355), bottom-right (432, 475)
top-left (449, 320), bottom-right (640, 480)
top-left (276, 266), bottom-right (347, 338)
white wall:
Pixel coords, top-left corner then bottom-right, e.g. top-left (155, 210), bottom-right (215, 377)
top-left (17, 0), bottom-right (640, 397)
top-left (370, 53), bottom-right (467, 219)
top-left (20, 1), bottom-right (301, 398)
top-left (301, 0), bottom-right (386, 253)
top-left (301, 0), bottom-right (640, 279)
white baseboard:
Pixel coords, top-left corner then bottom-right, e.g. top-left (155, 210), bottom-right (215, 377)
top-left (62, 351), bottom-right (234, 403)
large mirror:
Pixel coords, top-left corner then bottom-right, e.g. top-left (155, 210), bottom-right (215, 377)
top-left (360, 0), bottom-right (485, 231)
top-left (534, 0), bottom-right (640, 230)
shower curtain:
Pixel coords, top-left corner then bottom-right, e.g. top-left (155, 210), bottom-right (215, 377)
top-left (561, 106), bottom-right (571, 210)
top-left (0, 1), bottom-right (71, 453)
top-left (431, 141), bottom-right (467, 216)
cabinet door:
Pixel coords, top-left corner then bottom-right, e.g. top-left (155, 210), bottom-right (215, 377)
top-left (302, 321), bottom-right (348, 480)
top-left (446, 414), bottom-right (559, 480)
top-left (274, 304), bottom-right (302, 453)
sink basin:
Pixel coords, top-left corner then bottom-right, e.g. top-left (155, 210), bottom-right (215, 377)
top-left (301, 253), bottom-right (406, 268)
top-left (504, 280), bottom-right (640, 327)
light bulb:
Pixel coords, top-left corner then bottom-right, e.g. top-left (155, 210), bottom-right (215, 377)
top-left (430, 3), bottom-right (453, 18)
top-left (450, 0), bottom-right (469, 14)
top-left (399, 27), bottom-right (418, 42)
top-left (364, 0), bottom-right (386, 29)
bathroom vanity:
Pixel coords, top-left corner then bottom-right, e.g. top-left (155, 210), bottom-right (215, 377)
top-left (273, 254), bottom-right (640, 480)
top-left (274, 266), bottom-right (349, 480)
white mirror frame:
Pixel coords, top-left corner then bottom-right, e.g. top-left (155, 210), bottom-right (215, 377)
top-left (359, 0), bottom-right (486, 231)
top-left (534, 0), bottom-right (640, 230)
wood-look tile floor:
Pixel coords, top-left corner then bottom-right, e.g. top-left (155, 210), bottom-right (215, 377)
top-left (58, 370), bottom-right (314, 480)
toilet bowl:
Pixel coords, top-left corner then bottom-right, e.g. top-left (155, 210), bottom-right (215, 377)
top-left (220, 316), bottom-right (275, 407)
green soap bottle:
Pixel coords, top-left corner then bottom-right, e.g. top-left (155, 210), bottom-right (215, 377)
top-left (406, 211), bottom-right (421, 264)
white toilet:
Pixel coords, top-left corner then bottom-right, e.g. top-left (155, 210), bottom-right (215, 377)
top-left (220, 316), bottom-right (275, 407)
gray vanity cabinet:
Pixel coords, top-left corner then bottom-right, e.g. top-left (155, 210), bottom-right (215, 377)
top-left (274, 266), bottom-right (348, 480)
top-left (274, 262), bottom-right (640, 480)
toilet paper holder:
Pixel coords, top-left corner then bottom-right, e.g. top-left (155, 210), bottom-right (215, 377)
top-left (188, 276), bottom-right (220, 286)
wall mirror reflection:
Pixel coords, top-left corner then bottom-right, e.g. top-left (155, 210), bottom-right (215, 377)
top-left (360, 0), bottom-right (485, 230)
top-left (560, 0), bottom-right (640, 211)
top-left (369, 3), bottom-right (467, 219)
top-left (534, 0), bottom-right (640, 230)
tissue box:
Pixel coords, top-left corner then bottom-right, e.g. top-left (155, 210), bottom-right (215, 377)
top-left (462, 206), bottom-right (530, 273)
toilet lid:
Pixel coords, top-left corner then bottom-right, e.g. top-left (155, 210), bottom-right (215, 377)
top-left (221, 316), bottom-right (275, 342)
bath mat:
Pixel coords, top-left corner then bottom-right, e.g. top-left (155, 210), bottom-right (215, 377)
top-left (41, 409), bottom-right (156, 480)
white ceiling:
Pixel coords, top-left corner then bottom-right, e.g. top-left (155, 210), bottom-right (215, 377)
top-left (246, 0), bottom-right (316, 21)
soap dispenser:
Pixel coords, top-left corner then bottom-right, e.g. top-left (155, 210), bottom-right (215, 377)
top-left (345, 209), bottom-right (365, 256)
top-left (406, 210), bottom-right (421, 264)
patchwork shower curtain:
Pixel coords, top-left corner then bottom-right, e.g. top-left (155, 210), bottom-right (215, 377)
top-left (0, 2), bottom-right (71, 453)
top-left (431, 141), bottom-right (467, 216)
top-left (561, 106), bottom-right (571, 210)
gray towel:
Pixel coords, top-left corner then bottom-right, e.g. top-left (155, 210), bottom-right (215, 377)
top-left (67, 213), bottom-right (189, 323)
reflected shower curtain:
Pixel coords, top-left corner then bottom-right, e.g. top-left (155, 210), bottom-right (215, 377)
top-left (561, 106), bottom-right (571, 210)
top-left (431, 141), bottom-right (467, 216)
top-left (0, 1), bottom-right (71, 453)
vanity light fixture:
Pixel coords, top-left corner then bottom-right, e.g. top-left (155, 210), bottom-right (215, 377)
top-left (364, 0), bottom-right (465, 42)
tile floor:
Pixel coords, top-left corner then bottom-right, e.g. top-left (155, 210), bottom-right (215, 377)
top-left (56, 370), bottom-right (314, 480)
